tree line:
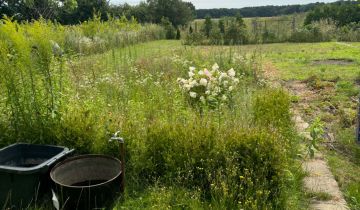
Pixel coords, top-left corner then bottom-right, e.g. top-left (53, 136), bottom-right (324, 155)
top-left (304, 1), bottom-right (360, 26)
top-left (0, 0), bottom-right (195, 26)
top-left (196, 3), bottom-right (321, 19)
top-left (195, 1), bottom-right (357, 19)
top-left (1, 0), bottom-right (358, 27)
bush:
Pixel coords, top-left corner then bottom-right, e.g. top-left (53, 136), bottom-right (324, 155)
top-left (209, 28), bottom-right (223, 45)
top-left (224, 21), bottom-right (248, 45)
top-left (289, 20), bottom-right (336, 43)
top-left (121, 85), bottom-right (297, 209)
top-left (183, 31), bottom-right (207, 45)
top-left (262, 30), bottom-right (278, 43)
top-left (334, 22), bottom-right (360, 42)
top-left (253, 88), bottom-right (292, 131)
top-left (161, 17), bottom-right (176, 40)
top-left (130, 120), bottom-right (290, 209)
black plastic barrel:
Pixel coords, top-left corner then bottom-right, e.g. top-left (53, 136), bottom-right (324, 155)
top-left (50, 155), bottom-right (122, 210)
top-left (0, 143), bottom-right (73, 208)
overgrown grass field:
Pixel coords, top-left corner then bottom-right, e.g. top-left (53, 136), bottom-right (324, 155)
top-left (0, 18), bottom-right (308, 209)
top-left (1, 16), bottom-right (360, 210)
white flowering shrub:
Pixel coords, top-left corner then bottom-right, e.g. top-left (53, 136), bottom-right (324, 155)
top-left (177, 63), bottom-right (240, 109)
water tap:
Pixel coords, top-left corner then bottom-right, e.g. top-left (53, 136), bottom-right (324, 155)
top-left (109, 131), bottom-right (124, 144)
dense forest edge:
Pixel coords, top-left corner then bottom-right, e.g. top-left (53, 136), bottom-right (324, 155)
top-left (0, 0), bottom-right (358, 25)
top-left (195, 0), bottom-right (358, 19)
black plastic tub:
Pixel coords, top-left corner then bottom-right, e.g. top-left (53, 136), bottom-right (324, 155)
top-left (0, 143), bottom-right (73, 208)
top-left (50, 155), bottom-right (122, 210)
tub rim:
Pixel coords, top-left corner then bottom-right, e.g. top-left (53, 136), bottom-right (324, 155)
top-left (50, 154), bottom-right (122, 189)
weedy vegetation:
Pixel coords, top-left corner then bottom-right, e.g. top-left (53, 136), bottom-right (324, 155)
top-left (0, 16), bottom-right (307, 209)
top-left (1, 1), bottom-right (360, 209)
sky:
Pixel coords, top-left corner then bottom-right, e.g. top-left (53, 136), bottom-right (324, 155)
top-left (110, 0), bottom-right (338, 9)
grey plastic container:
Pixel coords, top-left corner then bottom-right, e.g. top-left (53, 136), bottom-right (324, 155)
top-left (0, 143), bottom-right (73, 208)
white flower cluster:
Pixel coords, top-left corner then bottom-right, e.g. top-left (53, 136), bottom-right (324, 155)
top-left (177, 63), bottom-right (240, 107)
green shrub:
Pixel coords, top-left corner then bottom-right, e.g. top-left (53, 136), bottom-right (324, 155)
top-left (262, 29), bottom-right (278, 43)
top-left (129, 119), bottom-right (290, 209)
top-left (183, 32), bottom-right (207, 45)
top-left (289, 26), bottom-right (323, 42)
top-left (253, 88), bottom-right (292, 131)
top-left (337, 24), bottom-right (360, 42)
top-left (161, 17), bottom-right (176, 40)
top-left (224, 21), bottom-right (248, 45)
top-left (209, 28), bottom-right (223, 45)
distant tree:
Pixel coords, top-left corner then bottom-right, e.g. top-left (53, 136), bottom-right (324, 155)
top-left (147, 0), bottom-right (194, 26)
top-left (209, 27), bottom-right (222, 45)
top-left (131, 2), bottom-right (152, 23)
top-left (1, 0), bottom-right (77, 21)
top-left (109, 3), bottom-right (151, 23)
top-left (66, 0), bottom-right (109, 23)
top-left (189, 25), bottom-right (193, 34)
top-left (224, 18), bottom-right (248, 45)
top-left (304, 1), bottom-right (360, 27)
top-left (176, 28), bottom-right (181, 39)
top-left (203, 15), bottom-right (213, 38)
top-left (218, 18), bottom-right (225, 34)
top-left (184, 1), bottom-right (196, 19)
top-left (161, 17), bottom-right (176, 39)
top-left (195, 2), bottom-right (343, 19)
top-left (235, 13), bottom-right (245, 27)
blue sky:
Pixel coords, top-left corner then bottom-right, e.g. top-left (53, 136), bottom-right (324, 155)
top-left (110, 0), bottom-right (338, 9)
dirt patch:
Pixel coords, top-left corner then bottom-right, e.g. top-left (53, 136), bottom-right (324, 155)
top-left (263, 62), bottom-right (278, 80)
top-left (312, 59), bottom-right (354, 66)
top-left (286, 80), bottom-right (318, 102)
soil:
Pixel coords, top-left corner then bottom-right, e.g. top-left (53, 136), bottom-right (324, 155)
top-left (311, 59), bottom-right (354, 66)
